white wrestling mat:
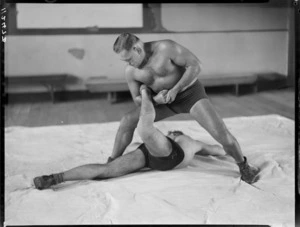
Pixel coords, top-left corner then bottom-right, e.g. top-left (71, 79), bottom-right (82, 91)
top-left (5, 114), bottom-right (295, 226)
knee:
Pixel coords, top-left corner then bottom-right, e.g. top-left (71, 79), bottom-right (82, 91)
top-left (104, 163), bottom-right (120, 178)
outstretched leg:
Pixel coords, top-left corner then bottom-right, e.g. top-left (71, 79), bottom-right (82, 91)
top-left (190, 99), bottom-right (259, 184)
top-left (34, 149), bottom-right (146, 190)
top-left (190, 99), bottom-right (244, 162)
top-left (137, 85), bottom-right (172, 157)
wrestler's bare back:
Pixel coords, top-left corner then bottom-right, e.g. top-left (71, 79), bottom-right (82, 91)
top-left (126, 40), bottom-right (198, 93)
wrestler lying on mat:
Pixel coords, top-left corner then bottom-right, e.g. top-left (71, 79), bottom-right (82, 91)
top-left (34, 85), bottom-right (230, 190)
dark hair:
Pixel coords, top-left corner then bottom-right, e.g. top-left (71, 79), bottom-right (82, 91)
top-left (113, 33), bottom-right (140, 53)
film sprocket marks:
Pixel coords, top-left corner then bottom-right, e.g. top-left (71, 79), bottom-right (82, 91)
top-left (1, 7), bottom-right (6, 43)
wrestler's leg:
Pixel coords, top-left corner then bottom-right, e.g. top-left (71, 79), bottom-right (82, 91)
top-left (137, 85), bottom-right (173, 157)
top-left (190, 98), bottom-right (244, 162)
top-left (34, 148), bottom-right (146, 190)
top-left (63, 148), bottom-right (146, 180)
top-left (190, 99), bottom-right (259, 183)
top-left (110, 101), bottom-right (175, 161)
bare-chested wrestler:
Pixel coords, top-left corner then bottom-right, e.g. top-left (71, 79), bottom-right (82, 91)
top-left (109, 33), bottom-right (259, 184)
top-left (33, 85), bottom-right (226, 190)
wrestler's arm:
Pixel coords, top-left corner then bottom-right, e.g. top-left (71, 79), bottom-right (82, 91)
top-left (178, 135), bottom-right (225, 156)
top-left (125, 66), bottom-right (142, 106)
top-left (192, 139), bottom-right (225, 156)
top-left (169, 41), bottom-right (202, 92)
top-left (165, 41), bottom-right (202, 103)
top-left (195, 141), bottom-right (226, 156)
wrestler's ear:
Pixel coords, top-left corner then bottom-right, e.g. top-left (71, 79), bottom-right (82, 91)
top-left (137, 47), bottom-right (142, 54)
top-left (133, 44), bottom-right (142, 55)
top-left (135, 46), bottom-right (142, 55)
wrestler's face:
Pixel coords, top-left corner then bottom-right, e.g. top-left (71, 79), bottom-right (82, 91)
top-left (119, 45), bottom-right (145, 68)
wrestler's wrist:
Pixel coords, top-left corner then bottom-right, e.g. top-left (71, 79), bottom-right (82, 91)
top-left (171, 87), bottom-right (180, 94)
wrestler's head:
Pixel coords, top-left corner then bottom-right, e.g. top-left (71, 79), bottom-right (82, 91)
top-left (113, 33), bottom-right (146, 68)
top-left (167, 130), bottom-right (184, 140)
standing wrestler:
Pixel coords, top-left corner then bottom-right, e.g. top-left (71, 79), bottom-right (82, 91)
top-left (110, 33), bottom-right (259, 184)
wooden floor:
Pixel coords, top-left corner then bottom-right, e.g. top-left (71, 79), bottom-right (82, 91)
top-left (4, 87), bottom-right (295, 127)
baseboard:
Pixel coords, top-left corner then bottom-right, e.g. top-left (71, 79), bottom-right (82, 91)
top-left (4, 73), bottom-right (291, 104)
top-left (256, 72), bottom-right (289, 91)
top-left (4, 90), bottom-right (107, 104)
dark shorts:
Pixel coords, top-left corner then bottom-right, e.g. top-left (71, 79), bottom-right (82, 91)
top-left (164, 79), bottom-right (208, 113)
top-left (138, 137), bottom-right (185, 171)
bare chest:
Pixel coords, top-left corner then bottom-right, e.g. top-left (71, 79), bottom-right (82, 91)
top-left (134, 56), bottom-right (182, 87)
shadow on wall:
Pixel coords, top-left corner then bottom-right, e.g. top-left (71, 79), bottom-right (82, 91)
top-left (68, 48), bottom-right (86, 60)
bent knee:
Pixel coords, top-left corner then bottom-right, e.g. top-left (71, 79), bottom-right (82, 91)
top-left (137, 123), bottom-right (153, 141)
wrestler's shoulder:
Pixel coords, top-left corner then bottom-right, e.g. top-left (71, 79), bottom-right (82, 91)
top-left (152, 39), bottom-right (177, 50)
top-left (124, 65), bottom-right (137, 78)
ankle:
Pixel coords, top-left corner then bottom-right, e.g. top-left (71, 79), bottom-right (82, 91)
top-left (237, 156), bottom-right (246, 165)
top-left (53, 173), bottom-right (64, 184)
top-left (237, 157), bottom-right (250, 171)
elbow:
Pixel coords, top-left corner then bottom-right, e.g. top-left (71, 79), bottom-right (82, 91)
top-left (199, 62), bottom-right (202, 72)
top-left (188, 61), bottom-right (201, 75)
top-left (195, 62), bottom-right (202, 75)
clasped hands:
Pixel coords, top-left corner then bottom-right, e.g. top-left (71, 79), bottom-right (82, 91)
top-left (153, 89), bottom-right (178, 104)
top-left (136, 86), bottom-right (178, 105)
top-left (146, 89), bottom-right (177, 105)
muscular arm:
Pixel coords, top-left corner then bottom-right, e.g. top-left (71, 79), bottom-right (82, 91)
top-left (193, 140), bottom-right (225, 156)
top-left (125, 66), bottom-right (142, 106)
top-left (169, 41), bottom-right (202, 94)
top-left (175, 134), bottom-right (225, 157)
top-left (164, 41), bottom-right (201, 103)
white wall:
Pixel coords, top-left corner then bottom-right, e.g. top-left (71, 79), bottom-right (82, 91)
top-left (17, 4), bottom-right (143, 28)
top-left (161, 3), bottom-right (288, 31)
top-left (5, 2), bottom-right (290, 93)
